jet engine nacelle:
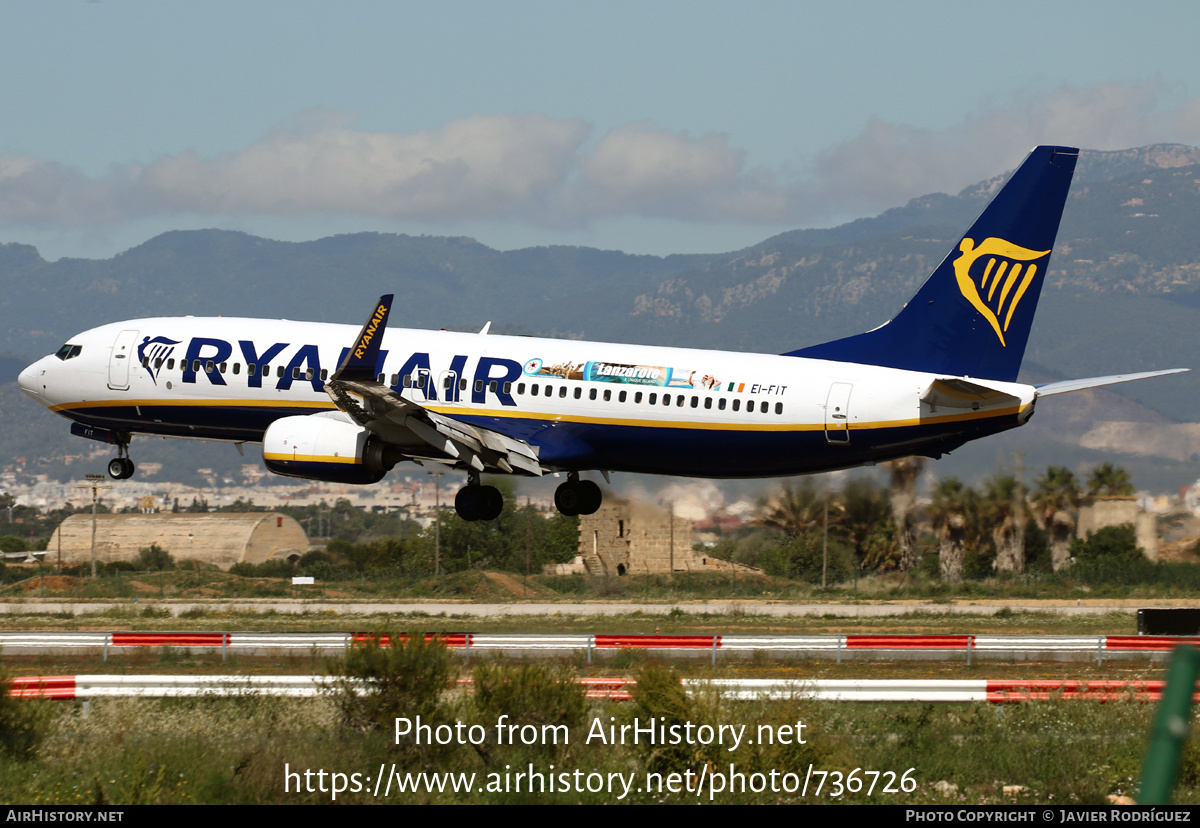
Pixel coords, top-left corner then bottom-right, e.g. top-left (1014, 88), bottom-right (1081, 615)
top-left (262, 414), bottom-right (401, 484)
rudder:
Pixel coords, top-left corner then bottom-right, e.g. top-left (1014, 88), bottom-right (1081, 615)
top-left (787, 145), bottom-right (1078, 381)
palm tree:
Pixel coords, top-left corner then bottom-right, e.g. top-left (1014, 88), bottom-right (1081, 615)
top-left (885, 457), bottom-right (926, 572)
top-left (754, 481), bottom-right (829, 539)
top-left (1086, 463), bottom-right (1134, 497)
top-left (927, 478), bottom-right (978, 583)
top-left (984, 475), bottom-right (1026, 573)
top-left (1031, 466), bottom-right (1080, 571)
top-left (836, 478), bottom-right (893, 569)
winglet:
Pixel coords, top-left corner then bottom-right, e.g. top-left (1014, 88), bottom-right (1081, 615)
top-left (332, 294), bottom-right (393, 382)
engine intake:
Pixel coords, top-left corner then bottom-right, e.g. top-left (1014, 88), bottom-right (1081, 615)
top-left (262, 414), bottom-right (402, 484)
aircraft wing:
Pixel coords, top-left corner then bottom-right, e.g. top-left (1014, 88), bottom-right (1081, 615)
top-left (324, 295), bottom-right (544, 476)
top-left (1034, 369), bottom-right (1189, 397)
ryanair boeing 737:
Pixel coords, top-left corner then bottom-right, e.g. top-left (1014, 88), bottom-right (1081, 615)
top-left (17, 146), bottom-right (1186, 521)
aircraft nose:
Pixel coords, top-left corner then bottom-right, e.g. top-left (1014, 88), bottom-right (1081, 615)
top-left (18, 359), bottom-right (47, 403)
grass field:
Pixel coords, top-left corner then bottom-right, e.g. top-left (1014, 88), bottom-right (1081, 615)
top-left (1, 655), bottom-right (1191, 805)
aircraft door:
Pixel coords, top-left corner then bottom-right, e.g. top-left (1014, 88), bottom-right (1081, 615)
top-left (825, 382), bottom-right (853, 443)
top-left (439, 370), bottom-right (458, 403)
top-left (107, 329), bottom-right (140, 391)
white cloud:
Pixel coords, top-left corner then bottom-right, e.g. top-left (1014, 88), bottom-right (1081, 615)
top-left (138, 112), bottom-right (589, 221)
top-left (1, 83), bottom-right (1198, 234)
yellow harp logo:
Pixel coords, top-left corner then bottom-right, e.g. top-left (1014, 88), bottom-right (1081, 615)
top-left (953, 237), bottom-right (1050, 346)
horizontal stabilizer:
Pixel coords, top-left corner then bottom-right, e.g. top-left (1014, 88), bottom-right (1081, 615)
top-left (922, 378), bottom-right (1021, 410)
top-left (1035, 369), bottom-right (1189, 397)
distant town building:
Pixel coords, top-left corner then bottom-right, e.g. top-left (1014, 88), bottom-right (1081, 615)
top-left (574, 500), bottom-right (760, 576)
top-left (49, 512), bottom-right (309, 570)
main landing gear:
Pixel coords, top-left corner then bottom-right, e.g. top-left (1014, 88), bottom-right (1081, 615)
top-left (107, 438), bottom-right (135, 480)
top-left (452, 472), bottom-right (604, 521)
top-left (553, 473), bottom-right (602, 517)
top-left (454, 473), bottom-right (503, 522)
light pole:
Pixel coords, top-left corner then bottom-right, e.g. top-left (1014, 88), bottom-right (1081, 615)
top-left (80, 474), bottom-right (109, 579)
top-left (428, 471), bottom-right (443, 576)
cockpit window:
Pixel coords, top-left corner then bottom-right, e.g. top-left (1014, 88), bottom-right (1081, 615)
top-left (54, 344), bottom-right (82, 361)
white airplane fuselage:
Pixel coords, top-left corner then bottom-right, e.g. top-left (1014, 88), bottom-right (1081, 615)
top-left (18, 316), bottom-right (1036, 479)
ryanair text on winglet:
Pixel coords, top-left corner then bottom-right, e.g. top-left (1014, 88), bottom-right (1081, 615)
top-left (354, 303), bottom-right (389, 359)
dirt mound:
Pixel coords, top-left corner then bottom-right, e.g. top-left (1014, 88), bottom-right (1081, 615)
top-left (20, 575), bottom-right (83, 591)
top-left (482, 571), bottom-right (545, 597)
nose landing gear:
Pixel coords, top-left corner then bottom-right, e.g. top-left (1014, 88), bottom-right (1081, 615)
top-left (107, 439), bottom-right (135, 480)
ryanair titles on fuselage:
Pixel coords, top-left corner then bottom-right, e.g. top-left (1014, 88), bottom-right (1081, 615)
top-left (137, 333), bottom-right (524, 406)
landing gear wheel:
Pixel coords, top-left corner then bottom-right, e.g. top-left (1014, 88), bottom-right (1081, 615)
top-left (554, 481), bottom-right (581, 516)
top-left (576, 480), bottom-right (602, 515)
top-left (455, 484), bottom-right (505, 522)
top-left (455, 486), bottom-right (483, 521)
top-left (480, 485), bottom-right (504, 521)
top-left (107, 457), bottom-right (135, 480)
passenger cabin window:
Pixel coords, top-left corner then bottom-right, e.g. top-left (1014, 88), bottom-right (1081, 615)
top-left (649, 393), bottom-right (657, 405)
top-left (775, 402), bottom-right (783, 415)
top-left (603, 389), bottom-right (611, 402)
top-left (589, 388), bottom-right (597, 401)
top-left (559, 386), bottom-right (567, 399)
top-left (321, 369), bottom-right (328, 381)
top-left (504, 382), bottom-right (512, 394)
top-left (733, 399), bottom-right (741, 412)
top-left (718, 398), bottom-right (726, 410)
top-left (574, 388), bottom-right (582, 399)
top-left (474, 380), bottom-right (484, 393)
top-left (635, 392), bottom-right (643, 404)
top-left (704, 398), bottom-right (712, 410)
top-left (167, 359), bottom-right (175, 370)
top-left (232, 363), bottom-right (241, 375)
top-left (618, 390), bottom-right (627, 403)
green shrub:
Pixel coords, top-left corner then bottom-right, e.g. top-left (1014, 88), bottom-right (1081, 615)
top-left (133, 544), bottom-right (175, 571)
top-left (473, 661), bottom-right (586, 727)
top-left (1070, 524), bottom-right (1143, 564)
top-left (472, 662), bottom-right (587, 757)
top-left (0, 658), bottom-right (50, 760)
top-left (327, 631), bottom-right (457, 736)
top-left (627, 665), bottom-right (702, 774)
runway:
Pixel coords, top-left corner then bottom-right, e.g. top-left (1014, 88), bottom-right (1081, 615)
top-left (0, 599), bottom-right (1149, 617)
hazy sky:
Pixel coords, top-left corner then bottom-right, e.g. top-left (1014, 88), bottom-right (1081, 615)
top-left (3, 1), bottom-right (1200, 260)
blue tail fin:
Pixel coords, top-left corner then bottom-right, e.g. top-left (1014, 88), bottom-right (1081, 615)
top-left (786, 145), bottom-right (1078, 381)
